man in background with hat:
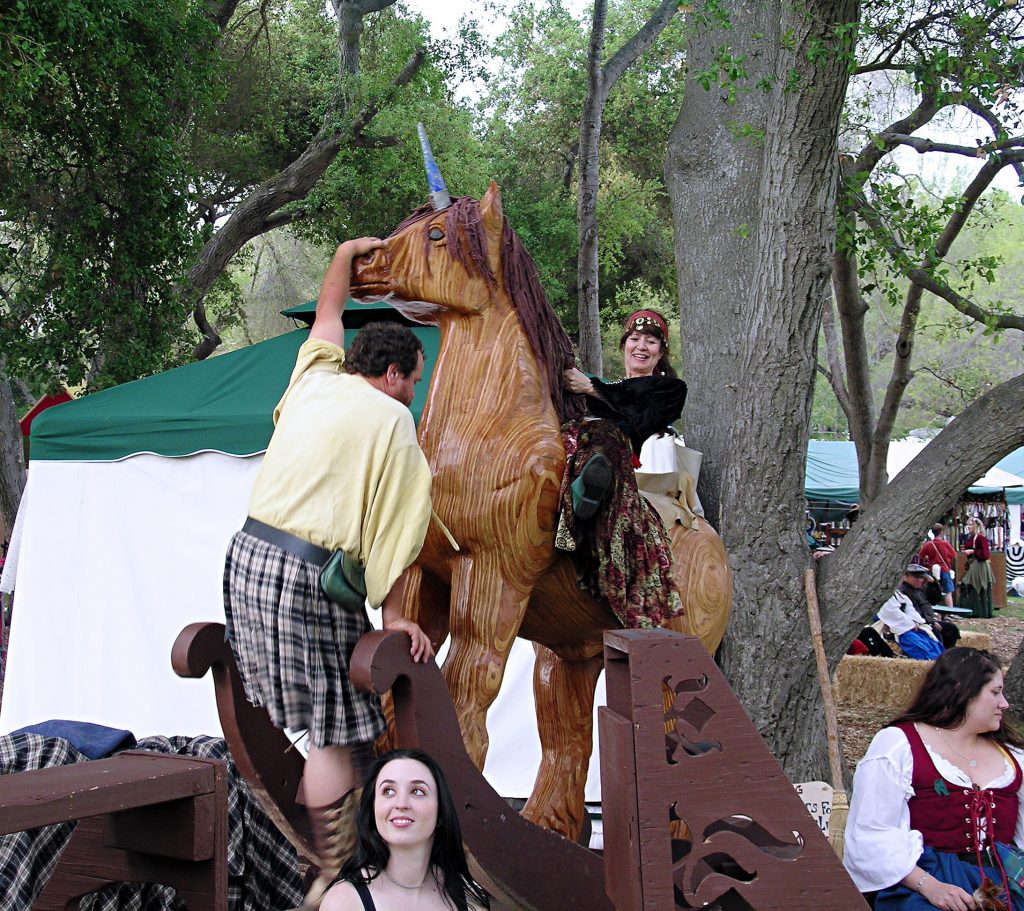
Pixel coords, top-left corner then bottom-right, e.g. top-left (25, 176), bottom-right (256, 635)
top-left (876, 564), bottom-right (953, 659)
top-left (899, 562), bottom-right (961, 649)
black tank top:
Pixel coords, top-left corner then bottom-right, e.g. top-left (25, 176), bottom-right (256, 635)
top-left (352, 878), bottom-right (377, 911)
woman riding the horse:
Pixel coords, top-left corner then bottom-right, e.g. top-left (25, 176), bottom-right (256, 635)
top-left (559, 308), bottom-right (693, 630)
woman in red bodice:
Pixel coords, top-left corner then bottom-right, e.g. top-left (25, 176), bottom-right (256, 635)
top-left (845, 648), bottom-right (1024, 910)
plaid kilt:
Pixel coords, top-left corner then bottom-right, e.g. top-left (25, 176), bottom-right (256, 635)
top-left (222, 530), bottom-right (384, 749)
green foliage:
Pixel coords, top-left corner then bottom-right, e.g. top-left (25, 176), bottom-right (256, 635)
top-left (0, 0), bottom-right (221, 388)
top-left (0, 0), bottom-right (485, 389)
top-left (188, 0), bottom-right (336, 193)
top-left (819, 190), bottom-right (1024, 438)
top-left (293, 8), bottom-right (490, 241)
top-left (475, 0), bottom-right (685, 328)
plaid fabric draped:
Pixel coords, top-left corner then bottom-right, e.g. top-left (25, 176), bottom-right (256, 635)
top-left (555, 418), bottom-right (683, 630)
top-left (0, 734), bottom-right (304, 911)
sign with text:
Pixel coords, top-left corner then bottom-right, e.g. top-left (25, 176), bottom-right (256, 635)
top-left (795, 780), bottom-right (833, 837)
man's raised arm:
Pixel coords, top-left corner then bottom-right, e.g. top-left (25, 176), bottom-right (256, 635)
top-left (310, 237), bottom-right (385, 347)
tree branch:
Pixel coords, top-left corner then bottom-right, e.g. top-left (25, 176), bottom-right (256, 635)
top-left (904, 267), bottom-right (1024, 331)
top-left (848, 92), bottom-right (942, 182)
top-left (185, 12), bottom-right (422, 360)
top-left (853, 10), bottom-right (948, 75)
top-left (205, 0), bottom-right (245, 31)
top-left (819, 372), bottom-right (1024, 645)
top-left (260, 208), bottom-right (309, 232)
top-left (849, 159), bottom-right (1024, 335)
top-left (872, 148), bottom-right (1024, 459)
top-left (350, 46), bottom-right (426, 138)
top-left (601, 0), bottom-right (680, 100)
top-left (820, 285), bottom-right (851, 415)
top-left (877, 132), bottom-right (1024, 157)
top-left (964, 94), bottom-right (1024, 185)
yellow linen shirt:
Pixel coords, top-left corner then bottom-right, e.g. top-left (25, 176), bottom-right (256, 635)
top-left (247, 338), bottom-right (432, 607)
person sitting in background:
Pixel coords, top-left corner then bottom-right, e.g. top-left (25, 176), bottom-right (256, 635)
top-left (899, 564), bottom-right (960, 650)
top-left (877, 564), bottom-right (944, 660)
top-left (848, 626), bottom-right (896, 658)
top-left (844, 648), bottom-right (1024, 909)
top-left (918, 523), bottom-right (957, 609)
top-left (322, 748), bottom-right (488, 911)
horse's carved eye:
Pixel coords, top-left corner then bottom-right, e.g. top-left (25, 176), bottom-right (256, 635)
top-left (428, 228), bottom-right (444, 241)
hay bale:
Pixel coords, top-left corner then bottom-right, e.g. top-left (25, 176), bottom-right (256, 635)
top-left (958, 630), bottom-right (992, 651)
top-left (834, 655), bottom-right (932, 716)
top-left (835, 634), bottom-right (993, 716)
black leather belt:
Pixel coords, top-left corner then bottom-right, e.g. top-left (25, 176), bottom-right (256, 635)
top-left (242, 517), bottom-right (332, 567)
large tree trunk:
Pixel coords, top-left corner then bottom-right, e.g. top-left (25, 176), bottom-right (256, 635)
top-left (669, 0), bottom-right (857, 779)
top-left (665, 1), bottom-right (777, 528)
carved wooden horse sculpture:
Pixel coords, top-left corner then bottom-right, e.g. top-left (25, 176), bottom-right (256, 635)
top-left (351, 182), bottom-right (732, 840)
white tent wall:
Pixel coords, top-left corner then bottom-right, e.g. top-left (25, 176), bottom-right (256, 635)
top-left (0, 453), bottom-right (604, 801)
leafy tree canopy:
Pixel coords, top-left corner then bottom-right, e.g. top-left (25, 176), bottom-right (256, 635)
top-left (474, 0), bottom-right (686, 328)
top-left (0, 0), bottom-right (222, 389)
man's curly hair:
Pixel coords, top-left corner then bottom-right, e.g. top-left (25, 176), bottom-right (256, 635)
top-left (345, 322), bottom-right (424, 378)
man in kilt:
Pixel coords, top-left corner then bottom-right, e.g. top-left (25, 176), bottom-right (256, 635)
top-left (222, 236), bottom-right (434, 908)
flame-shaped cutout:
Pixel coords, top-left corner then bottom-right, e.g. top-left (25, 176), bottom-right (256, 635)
top-left (703, 816), bottom-right (805, 859)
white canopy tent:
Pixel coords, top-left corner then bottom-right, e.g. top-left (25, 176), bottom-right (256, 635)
top-left (0, 312), bottom-right (604, 800)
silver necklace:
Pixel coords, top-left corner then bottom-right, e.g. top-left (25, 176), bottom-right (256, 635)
top-left (934, 726), bottom-right (979, 768)
top-left (384, 868), bottom-right (427, 890)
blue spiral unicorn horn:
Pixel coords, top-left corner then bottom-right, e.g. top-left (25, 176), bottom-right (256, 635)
top-left (417, 122), bottom-right (451, 210)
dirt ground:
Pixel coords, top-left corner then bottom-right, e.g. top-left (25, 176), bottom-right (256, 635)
top-left (838, 616), bottom-right (1024, 769)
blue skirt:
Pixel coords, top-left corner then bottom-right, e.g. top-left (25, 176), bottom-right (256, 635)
top-left (874, 847), bottom-right (1009, 910)
top-left (897, 628), bottom-right (944, 660)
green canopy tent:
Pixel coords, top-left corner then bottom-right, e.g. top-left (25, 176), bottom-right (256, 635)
top-left (30, 301), bottom-right (439, 461)
top-left (805, 441), bottom-right (861, 524)
top-left (1, 300), bottom-right (441, 741)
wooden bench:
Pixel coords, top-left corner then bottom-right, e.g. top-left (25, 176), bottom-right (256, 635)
top-left (0, 750), bottom-right (228, 910)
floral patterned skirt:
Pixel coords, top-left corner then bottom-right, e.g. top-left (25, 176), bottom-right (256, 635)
top-left (555, 418), bottom-right (683, 630)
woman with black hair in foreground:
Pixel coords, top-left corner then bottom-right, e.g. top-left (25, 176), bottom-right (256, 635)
top-left (322, 749), bottom-right (488, 911)
top-left (845, 648), bottom-right (1024, 910)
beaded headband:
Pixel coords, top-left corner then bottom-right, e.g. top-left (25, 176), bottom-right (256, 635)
top-left (624, 309), bottom-right (668, 338)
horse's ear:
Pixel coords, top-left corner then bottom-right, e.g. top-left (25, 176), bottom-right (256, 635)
top-left (480, 181), bottom-right (504, 244)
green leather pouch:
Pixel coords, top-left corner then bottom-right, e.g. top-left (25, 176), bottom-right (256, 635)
top-left (319, 550), bottom-right (367, 610)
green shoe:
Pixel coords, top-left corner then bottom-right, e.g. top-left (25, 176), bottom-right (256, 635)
top-left (572, 454), bottom-right (612, 520)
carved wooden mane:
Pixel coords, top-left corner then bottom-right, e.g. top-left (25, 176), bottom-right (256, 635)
top-left (387, 194), bottom-right (585, 424)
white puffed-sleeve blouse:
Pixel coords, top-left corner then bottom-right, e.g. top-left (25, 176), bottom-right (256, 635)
top-left (843, 725), bottom-right (1024, 893)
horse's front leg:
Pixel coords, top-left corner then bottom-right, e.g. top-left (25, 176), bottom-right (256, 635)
top-left (521, 645), bottom-right (603, 842)
top-left (442, 553), bottom-right (530, 768)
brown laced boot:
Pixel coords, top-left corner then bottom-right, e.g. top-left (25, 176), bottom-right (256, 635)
top-left (300, 788), bottom-right (361, 910)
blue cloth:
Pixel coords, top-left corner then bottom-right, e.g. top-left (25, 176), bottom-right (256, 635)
top-left (875, 847), bottom-right (1006, 910)
top-left (10, 720), bottom-right (136, 759)
top-left (939, 570), bottom-right (954, 594)
top-left (897, 628), bottom-right (944, 660)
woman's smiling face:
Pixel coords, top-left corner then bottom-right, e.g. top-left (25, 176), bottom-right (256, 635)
top-left (373, 757), bottom-right (439, 848)
top-left (623, 330), bottom-right (663, 378)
